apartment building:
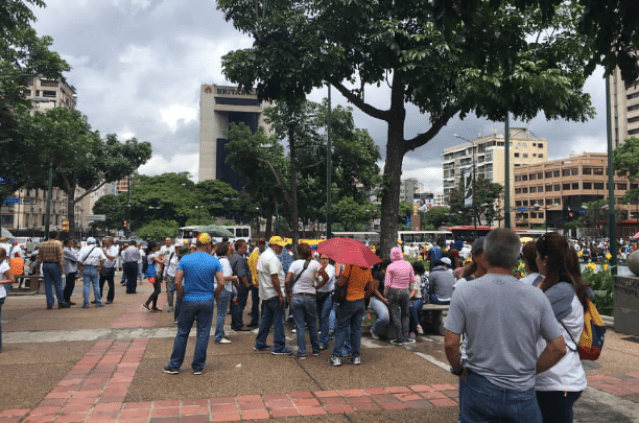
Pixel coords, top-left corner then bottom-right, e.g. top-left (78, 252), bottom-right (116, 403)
top-left (512, 152), bottom-right (634, 230)
top-left (442, 127), bottom-right (548, 225)
top-left (23, 75), bottom-right (77, 114)
top-left (610, 63), bottom-right (639, 148)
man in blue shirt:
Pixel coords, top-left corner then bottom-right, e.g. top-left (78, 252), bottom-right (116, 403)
top-left (164, 233), bottom-right (225, 375)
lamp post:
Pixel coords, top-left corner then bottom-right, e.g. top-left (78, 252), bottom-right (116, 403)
top-left (454, 134), bottom-right (478, 240)
top-left (194, 205), bottom-right (204, 225)
top-left (533, 203), bottom-right (548, 233)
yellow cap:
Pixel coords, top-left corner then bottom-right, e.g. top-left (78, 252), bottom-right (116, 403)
top-left (196, 233), bottom-right (212, 244)
top-left (268, 236), bottom-right (287, 247)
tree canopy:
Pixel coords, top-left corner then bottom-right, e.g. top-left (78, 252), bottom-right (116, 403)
top-left (219, 0), bottom-right (595, 257)
top-left (613, 137), bottom-right (639, 205)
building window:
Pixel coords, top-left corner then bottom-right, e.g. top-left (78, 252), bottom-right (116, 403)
top-left (618, 183), bottom-right (628, 190)
top-left (628, 92), bottom-right (639, 100)
top-left (530, 212), bottom-right (536, 218)
top-left (515, 188), bottom-right (521, 194)
top-left (583, 182), bottom-right (592, 189)
top-left (594, 182), bottom-right (604, 190)
top-left (563, 183), bottom-right (570, 190)
top-left (554, 198), bottom-right (561, 205)
top-left (546, 185), bottom-right (553, 192)
top-left (523, 200), bottom-right (529, 206)
top-left (554, 185), bottom-right (560, 191)
top-left (629, 128), bottom-right (639, 136)
top-left (530, 187), bottom-right (537, 193)
top-left (515, 176), bottom-right (522, 182)
top-left (539, 212), bottom-right (544, 219)
top-left (631, 184), bottom-right (639, 190)
top-left (537, 172), bottom-right (543, 179)
top-left (562, 169), bottom-right (571, 176)
top-left (533, 153), bottom-right (537, 157)
top-left (571, 168), bottom-right (578, 175)
top-left (545, 171), bottom-right (552, 178)
top-left (538, 186), bottom-right (544, 192)
top-left (42, 90), bottom-right (56, 98)
top-left (583, 167), bottom-right (591, 175)
top-left (538, 144), bottom-right (543, 149)
top-left (532, 143), bottom-right (536, 147)
top-left (553, 170), bottom-right (560, 177)
top-left (522, 188), bottom-right (528, 193)
top-left (514, 153), bottom-right (520, 158)
top-left (522, 175), bottom-right (528, 181)
top-left (523, 153), bottom-right (529, 158)
top-left (516, 201), bottom-right (522, 207)
top-left (629, 116), bottom-right (639, 123)
top-left (572, 183), bottom-right (579, 190)
top-left (593, 168), bottom-right (604, 175)
top-left (530, 173), bottom-right (537, 180)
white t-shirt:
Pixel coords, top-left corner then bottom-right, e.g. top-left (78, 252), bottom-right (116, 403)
top-left (219, 256), bottom-right (233, 292)
top-left (316, 264), bottom-right (335, 293)
top-left (160, 245), bottom-right (175, 261)
top-left (148, 252), bottom-right (161, 273)
top-left (0, 260), bottom-right (9, 299)
top-left (257, 248), bottom-right (285, 300)
top-left (103, 246), bottom-right (119, 268)
top-left (288, 259), bottom-right (322, 295)
top-left (79, 245), bottom-right (107, 266)
top-left (163, 252), bottom-right (179, 278)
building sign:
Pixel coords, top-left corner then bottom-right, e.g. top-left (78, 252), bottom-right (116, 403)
top-left (216, 87), bottom-right (256, 96)
top-left (3, 198), bottom-right (20, 204)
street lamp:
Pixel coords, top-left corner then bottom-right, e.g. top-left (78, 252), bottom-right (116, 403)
top-left (194, 205), bottom-right (204, 225)
top-left (533, 203), bottom-right (548, 233)
top-left (454, 134), bottom-right (478, 239)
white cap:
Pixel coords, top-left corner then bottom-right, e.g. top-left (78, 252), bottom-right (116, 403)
top-left (440, 257), bottom-right (452, 266)
top-left (86, 237), bottom-right (97, 245)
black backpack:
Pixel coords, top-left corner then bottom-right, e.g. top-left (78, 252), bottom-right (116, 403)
top-left (142, 256), bottom-right (149, 274)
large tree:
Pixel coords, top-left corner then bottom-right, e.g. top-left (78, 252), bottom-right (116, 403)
top-left (613, 137), bottom-right (639, 205)
top-left (32, 108), bottom-right (152, 238)
top-left (0, 0), bottom-right (70, 223)
top-left (218, 0), bottom-right (594, 257)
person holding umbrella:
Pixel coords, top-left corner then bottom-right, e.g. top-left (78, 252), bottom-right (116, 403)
top-left (317, 238), bottom-right (378, 367)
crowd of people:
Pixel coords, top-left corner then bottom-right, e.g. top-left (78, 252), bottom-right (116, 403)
top-left (0, 228), bottom-right (595, 422)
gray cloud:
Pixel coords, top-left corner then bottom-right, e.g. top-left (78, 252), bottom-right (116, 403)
top-left (32, 1), bottom-right (607, 192)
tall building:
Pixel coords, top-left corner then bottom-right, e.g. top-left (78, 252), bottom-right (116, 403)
top-left (401, 178), bottom-right (419, 203)
top-left (23, 75), bottom-right (77, 114)
top-left (513, 152), bottom-right (635, 235)
top-left (198, 85), bottom-right (272, 189)
top-left (442, 127), bottom-right (548, 225)
top-left (610, 65), bottom-right (639, 148)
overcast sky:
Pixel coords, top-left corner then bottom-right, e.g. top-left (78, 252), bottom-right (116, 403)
top-left (32, 0), bottom-right (609, 194)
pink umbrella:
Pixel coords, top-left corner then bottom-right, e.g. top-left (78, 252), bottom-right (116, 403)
top-left (316, 238), bottom-right (381, 268)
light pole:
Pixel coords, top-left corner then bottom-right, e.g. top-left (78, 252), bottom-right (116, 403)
top-left (533, 203), bottom-right (548, 233)
top-left (194, 205), bottom-right (204, 225)
top-left (454, 134), bottom-right (478, 240)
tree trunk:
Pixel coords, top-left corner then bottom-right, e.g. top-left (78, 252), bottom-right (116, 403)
top-left (264, 202), bottom-right (274, 239)
top-left (66, 188), bottom-right (76, 239)
top-left (288, 125), bottom-right (300, 249)
top-left (379, 120), bottom-right (405, 260)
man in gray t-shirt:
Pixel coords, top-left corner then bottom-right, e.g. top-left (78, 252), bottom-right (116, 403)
top-left (444, 229), bottom-right (566, 423)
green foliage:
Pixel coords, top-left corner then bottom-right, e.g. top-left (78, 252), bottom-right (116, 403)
top-left (421, 207), bottom-right (451, 229)
top-left (398, 202), bottom-right (414, 225)
top-left (581, 266), bottom-right (614, 316)
top-left (613, 137), bottom-right (639, 204)
top-left (332, 197), bottom-right (375, 231)
top-left (136, 220), bottom-right (180, 241)
top-left (92, 194), bottom-right (126, 229)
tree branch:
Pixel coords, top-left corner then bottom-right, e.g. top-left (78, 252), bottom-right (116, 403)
top-left (404, 106), bottom-right (460, 153)
top-left (256, 158), bottom-right (291, 204)
top-left (74, 179), bottom-right (108, 203)
top-left (328, 78), bottom-right (392, 122)
top-left (299, 161), bottom-right (324, 170)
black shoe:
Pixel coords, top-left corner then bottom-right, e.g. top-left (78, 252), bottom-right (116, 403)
top-left (253, 345), bottom-right (272, 352)
top-left (163, 366), bottom-right (179, 375)
top-left (105, 301), bottom-right (113, 304)
top-left (58, 304), bottom-right (70, 309)
top-left (90, 300), bottom-right (97, 304)
top-left (247, 323), bottom-right (259, 328)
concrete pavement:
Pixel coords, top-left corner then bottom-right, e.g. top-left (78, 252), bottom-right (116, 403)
top-left (0, 275), bottom-right (638, 422)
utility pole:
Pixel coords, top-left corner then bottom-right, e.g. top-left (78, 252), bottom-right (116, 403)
top-left (504, 114), bottom-right (511, 229)
top-left (44, 161), bottom-right (54, 240)
top-left (326, 83), bottom-right (332, 239)
top-left (606, 77), bottom-right (617, 275)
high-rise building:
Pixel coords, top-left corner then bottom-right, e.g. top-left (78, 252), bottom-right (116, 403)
top-left (198, 85), bottom-right (272, 189)
top-left (442, 128), bottom-right (548, 226)
top-left (610, 66), bottom-right (639, 148)
top-left (401, 178), bottom-right (419, 203)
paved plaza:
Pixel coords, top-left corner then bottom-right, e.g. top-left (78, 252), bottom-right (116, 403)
top-left (0, 275), bottom-right (638, 423)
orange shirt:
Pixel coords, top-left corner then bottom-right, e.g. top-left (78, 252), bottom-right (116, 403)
top-left (10, 257), bottom-right (24, 276)
top-left (343, 264), bottom-right (372, 302)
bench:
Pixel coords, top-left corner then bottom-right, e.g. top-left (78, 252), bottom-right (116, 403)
top-left (364, 303), bottom-right (450, 339)
top-left (13, 275), bottom-right (44, 292)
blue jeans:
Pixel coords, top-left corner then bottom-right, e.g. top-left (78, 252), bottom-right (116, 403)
top-left (409, 297), bottom-right (424, 333)
top-left (123, 261), bottom-right (138, 294)
top-left (231, 282), bottom-right (250, 329)
top-left (82, 266), bottom-right (101, 306)
top-left (460, 371), bottom-right (542, 423)
top-left (167, 299), bottom-right (214, 372)
top-left (291, 295), bottom-right (320, 356)
top-left (429, 293), bottom-right (450, 305)
top-left (370, 296), bottom-right (390, 334)
top-left (249, 285), bottom-right (260, 326)
top-left (215, 289), bottom-right (231, 342)
top-left (174, 294), bottom-right (183, 321)
top-left (42, 262), bottom-right (66, 307)
top-left (316, 292), bottom-right (333, 348)
top-left (255, 296), bottom-right (286, 352)
top-left (332, 299), bottom-right (364, 358)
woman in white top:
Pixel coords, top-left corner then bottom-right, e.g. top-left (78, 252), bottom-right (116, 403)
top-left (0, 247), bottom-right (16, 353)
top-left (214, 242), bottom-right (238, 344)
top-left (285, 243), bottom-right (328, 358)
top-left (315, 254), bottom-right (335, 350)
top-left (535, 233), bottom-right (590, 423)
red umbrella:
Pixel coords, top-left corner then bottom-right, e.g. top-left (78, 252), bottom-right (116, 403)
top-left (316, 238), bottom-right (381, 268)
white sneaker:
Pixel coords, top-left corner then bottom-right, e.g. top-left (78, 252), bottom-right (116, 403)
top-left (218, 338), bottom-right (231, 344)
top-left (370, 327), bottom-right (379, 340)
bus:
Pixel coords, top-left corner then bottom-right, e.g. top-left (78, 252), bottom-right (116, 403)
top-left (398, 230), bottom-right (454, 247)
top-left (178, 225), bottom-right (252, 244)
top-left (331, 232), bottom-right (380, 247)
top-left (443, 226), bottom-right (493, 242)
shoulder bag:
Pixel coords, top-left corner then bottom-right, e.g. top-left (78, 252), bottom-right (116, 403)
top-left (333, 264), bottom-right (352, 304)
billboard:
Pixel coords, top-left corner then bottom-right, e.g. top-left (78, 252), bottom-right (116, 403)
top-left (464, 167), bottom-right (473, 208)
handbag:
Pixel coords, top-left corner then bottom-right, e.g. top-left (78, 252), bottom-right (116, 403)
top-left (332, 264), bottom-right (352, 304)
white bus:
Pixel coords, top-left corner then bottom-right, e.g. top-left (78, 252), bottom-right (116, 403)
top-left (398, 230), bottom-right (454, 247)
top-left (331, 232), bottom-right (379, 247)
top-left (178, 225), bottom-right (252, 244)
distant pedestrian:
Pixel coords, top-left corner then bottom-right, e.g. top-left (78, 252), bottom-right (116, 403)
top-left (0, 247), bottom-right (16, 352)
top-left (35, 232), bottom-right (68, 309)
top-left (445, 228), bottom-right (567, 423)
top-left (316, 254), bottom-right (337, 350)
top-left (163, 246), bottom-right (180, 313)
top-left (62, 239), bottom-right (78, 305)
top-left (385, 247), bottom-right (415, 346)
top-left (77, 237), bottom-right (106, 309)
top-left (214, 242), bottom-right (238, 344)
top-left (98, 237), bottom-right (118, 304)
top-left (369, 259), bottom-right (391, 341)
top-left (254, 236), bottom-right (291, 355)
top-left (142, 241), bottom-right (165, 311)
top-left (121, 243), bottom-right (140, 294)
top-left (230, 239), bottom-right (252, 332)
top-left (247, 239), bottom-right (266, 328)
top-left (164, 233), bottom-right (224, 375)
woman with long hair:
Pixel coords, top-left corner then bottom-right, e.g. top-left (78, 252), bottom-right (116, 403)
top-left (535, 233), bottom-right (590, 423)
top-left (142, 241), bottom-right (165, 312)
top-left (520, 241), bottom-right (544, 286)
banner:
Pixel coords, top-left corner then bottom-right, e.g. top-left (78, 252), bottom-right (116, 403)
top-left (464, 167), bottom-right (473, 208)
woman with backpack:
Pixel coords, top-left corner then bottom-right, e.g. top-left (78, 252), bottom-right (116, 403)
top-left (535, 233), bottom-right (591, 423)
top-left (142, 241), bottom-right (166, 312)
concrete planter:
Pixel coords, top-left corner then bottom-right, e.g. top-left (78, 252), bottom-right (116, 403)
top-left (613, 275), bottom-right (639, 336)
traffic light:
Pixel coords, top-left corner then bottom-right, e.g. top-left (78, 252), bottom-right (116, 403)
top-left (62, 221), bottom-right (69, 232)
top-left (123, 220), bottom-right (128, 228)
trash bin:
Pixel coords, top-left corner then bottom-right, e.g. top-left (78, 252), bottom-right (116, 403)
top-left (613, 275), bottom-right (639, 336)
